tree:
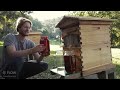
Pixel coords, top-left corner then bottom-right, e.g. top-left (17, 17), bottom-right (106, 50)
top-left (41, 17), bottom-right (62, 39)
top-left (0, 11), bottom-right (33, 40)
top-left (31, 19), bottom-right (43, 31)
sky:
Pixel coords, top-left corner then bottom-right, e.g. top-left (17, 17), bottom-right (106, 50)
top-left (30, 11), bottom-right (70, 21)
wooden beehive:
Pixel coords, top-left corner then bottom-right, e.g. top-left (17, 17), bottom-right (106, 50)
top-left (26, 32), bottom-right (41, 45)
top-left (56, 16), bottom-right (115, 76)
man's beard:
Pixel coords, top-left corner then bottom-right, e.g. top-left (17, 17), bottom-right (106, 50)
top-left (19, 31), bottom-right (29, 36)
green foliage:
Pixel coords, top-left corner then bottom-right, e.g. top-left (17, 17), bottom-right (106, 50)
top-left (31, 19), bottom-right (43, 31)
top-left (115, 65), bottom-right (120, 79)
top-left (0, 11), bottom-right (33, 40)
top-left (41, 17), bottom-right (62, 39)
top-left (44, 55), bottom-right (64, 69)
top-left (28, 15), bottom-right (62, 41)
top-left (50, 51), bottom-right (56, 54)
top-left (41, 29), bottom-right (49, 36)
top-left (0, 41), bottom-right (3, 46)
top-left (49, 39), bottom-right (61, 45)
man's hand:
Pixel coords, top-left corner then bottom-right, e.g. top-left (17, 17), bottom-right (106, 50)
top-left (41, 52), bottom-right (50, 57)
top-left (31, 44), bottom-right (46, 54)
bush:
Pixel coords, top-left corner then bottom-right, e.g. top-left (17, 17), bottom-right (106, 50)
top-left (0, 41), bottom-right (3, 46)
top-left (49, 39), bottom-right (61, 45)
top-left (50, 51), bottom-right (56, 55)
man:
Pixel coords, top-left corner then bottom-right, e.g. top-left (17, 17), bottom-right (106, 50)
top-left (0, 17), bottom-right (48, 79)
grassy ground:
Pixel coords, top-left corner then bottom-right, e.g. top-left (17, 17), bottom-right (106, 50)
top-left (111, 48), bottom-right (120, 79)
top-left (49, 39), bottom-right (61, 45)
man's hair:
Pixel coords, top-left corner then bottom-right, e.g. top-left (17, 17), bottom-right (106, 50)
top-left (16, 17), bottom-right (32, 32)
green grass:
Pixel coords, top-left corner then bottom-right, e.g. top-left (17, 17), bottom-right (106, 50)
top-left (111, 48), bottom-right (120, 79)
top-left (50, 51), bottom-right (56, 55)
top-left (0, 42), bottom-right (3, 47)
top-left (112, 58), bottom-right (120, 79)
top-left (43, 55), bottom-right (64, 69)
top-left (114, 65), bottom-right (120, 79)
top-left (49, 39), bottom-right (61, 45)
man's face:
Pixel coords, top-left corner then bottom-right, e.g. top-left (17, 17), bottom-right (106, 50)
top-left (19, 22), bottom-right (31, 36)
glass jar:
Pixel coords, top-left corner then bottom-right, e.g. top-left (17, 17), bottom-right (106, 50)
top-left (64, 51), bottom-right (76, 74)
top-left (40, 36), bottom-right (50, 56)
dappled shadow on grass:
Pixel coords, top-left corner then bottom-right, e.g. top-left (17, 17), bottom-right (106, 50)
top-left (44, 55), bottom-right (64, 69)
top-left (115, 64), bottom-right (120, 79)
top-left (27, 55), bottom-right (64, 79)
top-left (112, 58), bottom-right (120, 79)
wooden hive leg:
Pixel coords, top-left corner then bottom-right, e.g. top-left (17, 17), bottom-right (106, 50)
top-left (97, 71), bottom-right (108, 79)
top-left (97, 68), bottom-right (115, 79)
top-left (107, 68), bottom-right (115, 79)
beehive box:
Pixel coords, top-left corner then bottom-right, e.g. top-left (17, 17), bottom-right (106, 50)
top-left (26, 32), bottom-right (41, 45)
top-left (56, 16), bottom-right (115, 76)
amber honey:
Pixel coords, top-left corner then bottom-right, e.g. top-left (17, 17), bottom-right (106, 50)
top-left (40, 36), bottom-right (50, 56)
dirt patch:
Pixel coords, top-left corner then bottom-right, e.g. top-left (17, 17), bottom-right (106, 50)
top-left (27, 70), bottom-right (62, 79)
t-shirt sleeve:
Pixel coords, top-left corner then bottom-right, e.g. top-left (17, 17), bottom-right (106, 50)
top-left (4, 33), bottom-right (15, 47)
top-left (30, 41), bottom-right (35, 48)
top-left (28, 40), bottom-right (36, 48)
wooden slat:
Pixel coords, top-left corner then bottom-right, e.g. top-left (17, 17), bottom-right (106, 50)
top-left (62, 26), bottom-right (80, 39)
top-left (81, 44), bottom-right (112, 70)
top-left (57, 19), bottom-right (79, 29)
top-left (81, 42), bottom-right (111, 47)
top-left (63, 34), bottom-right (81, 47)
top-left (80, 35), bottom-right (111, 45)
top-left (80, 31), bottom-right (111, 45)
top-left (27, 34), bottom-right (40, 45)
top-left (79, 25), bottom-right (111, 45)
top-left (80, 24), bottom-right (110, 31)
top-left (62, 26), bottom-right (79, 32)
top-left (82, 63), bottom-right (115, 77)
top-left (79, 20), bottom-right (113, 25)
top-left (82, 55), bottom-right (112, 70)
top-left (80, 26), bottom-right (110, 35)
top-left (62, 30), bottom-right (80, 38)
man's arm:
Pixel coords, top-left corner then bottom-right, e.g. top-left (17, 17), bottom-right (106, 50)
top-left (33, 53), bottom-right (44, 62)
top-left (6, 44), bottom-right (44, 58)
top-left (6, 45), bottom-right (33, 58)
